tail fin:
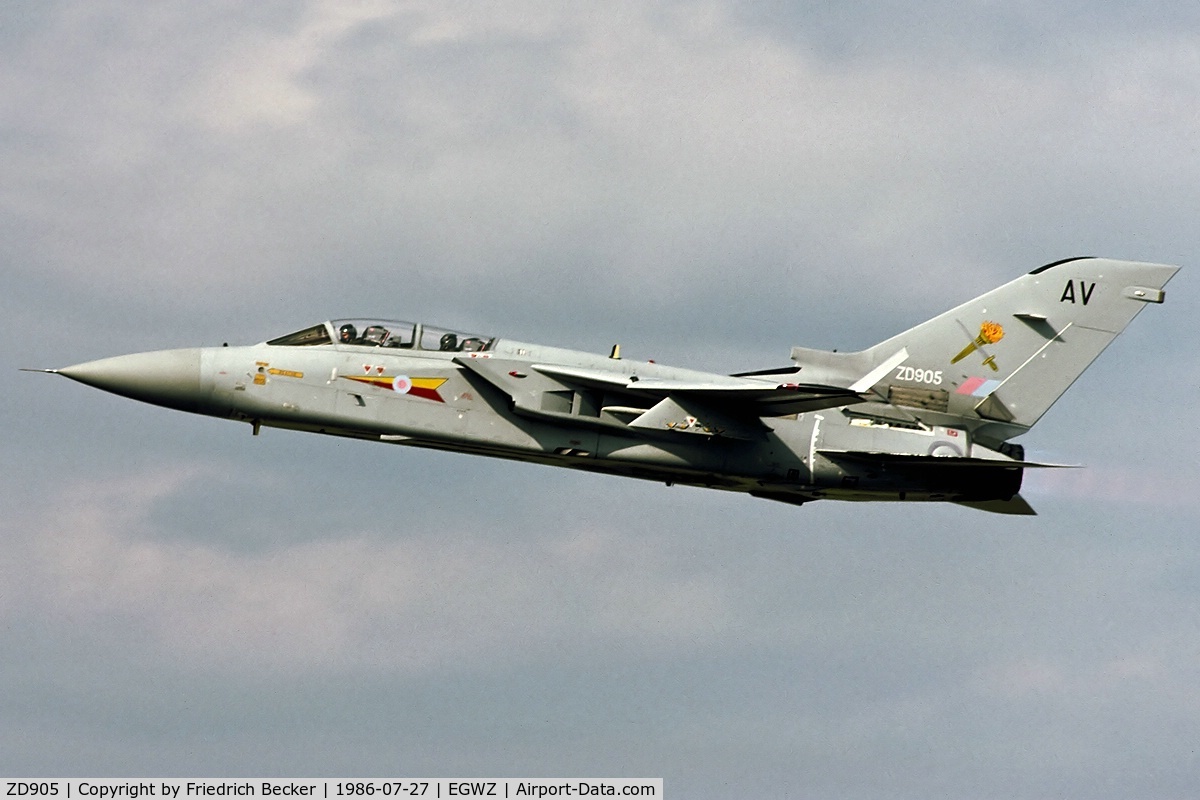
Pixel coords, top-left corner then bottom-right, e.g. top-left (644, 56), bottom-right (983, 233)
top-left (858, 257), bottom-right (1178, 434)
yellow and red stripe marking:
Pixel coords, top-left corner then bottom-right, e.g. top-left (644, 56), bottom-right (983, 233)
top-left (342, 374), bottom-right (448, 402)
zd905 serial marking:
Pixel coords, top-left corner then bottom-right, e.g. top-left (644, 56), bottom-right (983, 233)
top-left (894, 365), bottom-right (943, 385)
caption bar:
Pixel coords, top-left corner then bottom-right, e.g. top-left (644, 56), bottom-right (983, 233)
top-left (4, 782), bottom-right (661, 799)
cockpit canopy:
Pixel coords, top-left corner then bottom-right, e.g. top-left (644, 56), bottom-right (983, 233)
top-left (267, 320), bottom-right (495, 352)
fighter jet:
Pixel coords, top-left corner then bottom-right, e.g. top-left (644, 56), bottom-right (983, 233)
top-left (32, 257), bottom-right (1177, 514)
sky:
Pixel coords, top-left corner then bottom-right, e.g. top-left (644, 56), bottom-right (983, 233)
top-left (3, 2), bottom-right (1199, 797)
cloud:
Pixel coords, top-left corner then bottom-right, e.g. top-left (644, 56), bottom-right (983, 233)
top-left (975, 651), bottom-right (1197, 702)
top-left (184, 0), bottom-right (401, 133)
top-left (5, 0), bottom-right (1198, 359)
top-left (9, 465), bottom-right (732, 677)
top-left (9, 0), bottom-right (1196, 362)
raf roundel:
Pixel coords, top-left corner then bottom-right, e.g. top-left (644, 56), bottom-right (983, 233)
top-left (392, 375), bottom-right (412, 394)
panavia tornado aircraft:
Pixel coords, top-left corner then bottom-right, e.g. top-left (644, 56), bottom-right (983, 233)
top-left (34, 257), bottom-right (1177, 514)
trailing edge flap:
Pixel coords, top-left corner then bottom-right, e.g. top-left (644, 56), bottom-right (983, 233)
top-left (628, 396), bottom-right (766, 439)
top-left (816, 450), bottom-right (1077, 468)
top-left (531, 364), bottom-right (865, 416)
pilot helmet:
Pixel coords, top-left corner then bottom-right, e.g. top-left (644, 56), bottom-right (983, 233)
top-left (338, 323), bottom-right (357, 343)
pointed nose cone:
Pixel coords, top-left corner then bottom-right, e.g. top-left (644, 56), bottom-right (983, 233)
top-left (59, 348), bottom-right (207, 412)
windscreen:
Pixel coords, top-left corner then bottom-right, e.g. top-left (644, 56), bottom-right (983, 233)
top-left (267, 323), bottom-right (333, 346)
